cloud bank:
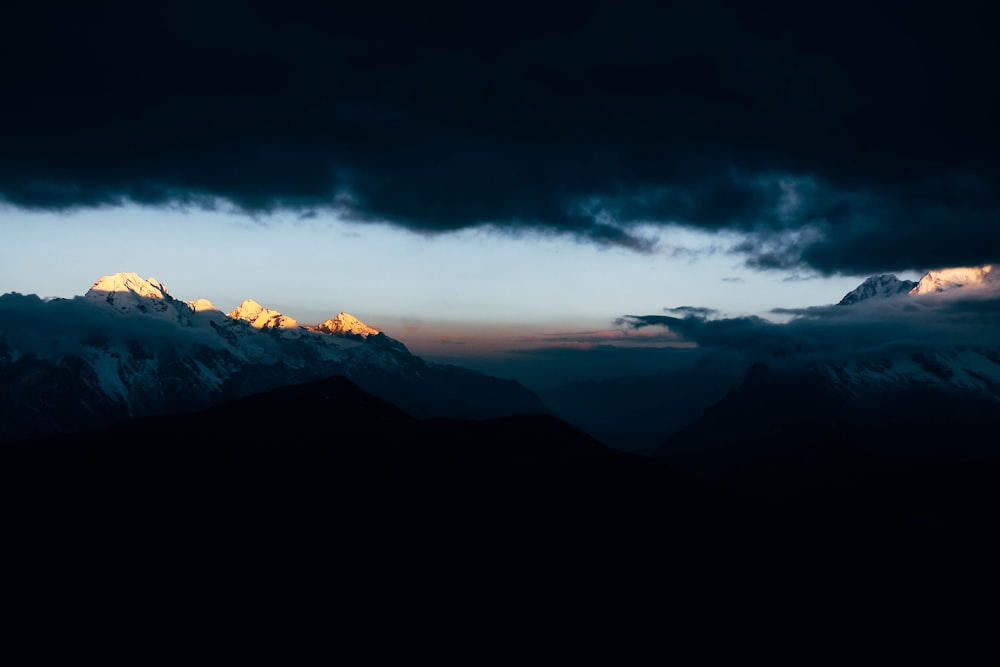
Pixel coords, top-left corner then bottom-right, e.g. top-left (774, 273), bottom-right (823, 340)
top-left (619, 286), bottom-right (1000, 369)
top-left (2, 1), bottom-right (998, 274)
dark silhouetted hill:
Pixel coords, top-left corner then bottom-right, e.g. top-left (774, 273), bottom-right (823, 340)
top-left (659, 361), bottom-right (1000, 543)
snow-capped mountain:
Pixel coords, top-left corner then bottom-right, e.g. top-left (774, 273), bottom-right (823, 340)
top-left (813, 347), bottom-right (1000, 406)
top-left (85, 272), bottom-right (176, 316)
top-left (840, 264), bottom-right (999, 305)
top-left (660, 264), bottom-right (1000, 499)
top-left (825, 266), bottom-right (1000, 407)
top-left (311, 312), bottom-right (381, 338)
top-left (189, 298), bottom-right (220, 312)
top-left (838, 274), bottom-right (917, 305)
top-left (228, 299), bottom-right (300, 330)
top-left (909, 265), bottom-right (998, 295)
top-left (663, 348), bottom-right (1000, 457)
top-left (0, 272), bottom-right (546, 443)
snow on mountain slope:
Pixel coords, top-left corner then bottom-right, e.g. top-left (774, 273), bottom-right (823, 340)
top-left (839, 264), bottom-right (999, 305)
top-left (661, 265), bottom-right (1000, 468)
top-left (909, 265), bottom-right (998, 295)
top-left (815, 347), bottom-right (1000, 402)
top-left (228, 299), bottom-right (300, 330)
top-left (85, 272), bottom-right (180, 319)
top-left (311, 312), bottom-right (381, 337)
top-left (89, 272), bottom-right (169, 300)
top-left (0, 273), bottom-right (546, 443)
top-left (838, 274), bottom-right (917, 305)
top-left (821, 265), bottom-right (1000, 400)
top-left (189, 298), bottom-right (219, 312)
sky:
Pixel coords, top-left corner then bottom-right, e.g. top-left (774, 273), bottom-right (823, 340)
top-left (1, 1), bottom-right (997, 386)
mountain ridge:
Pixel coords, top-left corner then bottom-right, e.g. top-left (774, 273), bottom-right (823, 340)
top-left (840, 264), bottom-right (998, 306)
top-left (0, 272), bottom-right (547, 443)
top-left (6, 370), bottom-right (989, 557)
top-left (625, 263), bottom-right (1000, 537)
top-left (660, 263), bottom-right (1000, 451)
top-left (838, 274), bottom-right (917, 305)
top-left (910, 265), bottom-right (998, 295)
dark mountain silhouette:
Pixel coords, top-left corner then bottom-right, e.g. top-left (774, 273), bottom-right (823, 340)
top-left (537, 364), bottom-right (744, 455)
top-left (6, 371), bottom-right (999, 619)
top-left (658, 361), bottom-right (1000, 542)
top-left (1, 375), bottom-right (718, 553)
top-left (5, 373), bottom-right (995, 558)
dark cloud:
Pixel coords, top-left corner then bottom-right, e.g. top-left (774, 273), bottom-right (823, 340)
top-left (2, 1), bottom-right (998, 272)
top-left (0, 292), bottom-right (231, 356)
top-left (665, 306), bottom-right (718, 318)
top-left (620, 287), bottom-right (1000, 368)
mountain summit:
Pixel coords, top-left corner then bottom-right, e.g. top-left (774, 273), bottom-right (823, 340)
top-left (838, 274), bottom-right (917, 305)
top-left (312, 312), bottom-right (381, 337)
top-left (839, 264), bottom-right (998, 305)
top-left (84, 272), bottom-right (180, 317)
top-left (909, 265), bottom-right (997, 295)
top-left (83, 272), bottom-right (382, 338)
top-left (228, 299), bottom-right (299, 330)
top-left (88, 272), bottom-right (170, 299)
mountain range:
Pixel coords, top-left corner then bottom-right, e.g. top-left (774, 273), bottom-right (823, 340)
top-left (0, 272), bottom-right (544, 443)
top-left (2, 266), bottom-right (1000, 551)
top-left (838, 265), bottom-right (1000, 304)
top-left (656, 264), bottom-right (1000, 520)
top-left (2, 355), bottom-right (965, 562)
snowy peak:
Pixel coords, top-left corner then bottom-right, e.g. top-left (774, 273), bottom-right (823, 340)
top-left (839, 264), bottom-right (999, 305)
top-left (909, 265), bottom-right (998, 295)
top-left (227, 299), bottom-right (299, 329)
top-left (312, 312), bottom-right (381, 337)
top-left (838, 274), bottom-right (917, 305)
top-left (81, 273), bottom-right (370, 336)
top-left (86, 272), bottom-right (169, 300)
top-left (84, 272), bottom-right (180, 316)
top-left (0, 272), bottom-right (550, 445)
top-left (188, 298), bottom-right (219, 312)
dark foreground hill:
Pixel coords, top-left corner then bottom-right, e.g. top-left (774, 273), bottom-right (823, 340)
top-left (5, 373), bottom-right (996, 554)
top-left (6, 373), bottom-right (1000, 620)
top-left (659, 361), bottom-right (1000, 546)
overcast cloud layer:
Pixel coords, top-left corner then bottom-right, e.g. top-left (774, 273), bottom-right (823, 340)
top-left (2, 0), bottom-right (997, 274)
top-left (619, 286), bottom-right (1000, 372)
